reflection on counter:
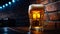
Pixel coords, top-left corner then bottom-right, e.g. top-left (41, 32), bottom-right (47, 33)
top-left (0, 27), bottom-right (60, 34)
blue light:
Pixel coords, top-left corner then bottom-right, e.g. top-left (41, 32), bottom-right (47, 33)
top-left (4, 27), bottom-right (8, 32)
top-left (5, 4), bottom-right (8, 6)
top-left (12, 0), bottom-right (15, 3)
top-left (0, 6), bottom-right (2, 9)
top-left (8, 2), bottom-right (11, 5)
top-left (4, 33), bottom-right (7, 34)
top-left (0, 0), bottom-right (17, 9)
top-left (28, 32), bottom-right (31, 34)
top-left (3, 5), bottom-right (5, 8)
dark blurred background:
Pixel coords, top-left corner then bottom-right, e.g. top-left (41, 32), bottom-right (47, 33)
top-left (0, 0), bottom-right (60, 34)
top-left (0, 0), bottom-right (60, 28)
top-left (0, 0), bottom-right (34, 27)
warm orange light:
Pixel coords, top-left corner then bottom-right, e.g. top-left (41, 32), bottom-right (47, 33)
top-left (37, 13), bottom-right (40, 18)
top-left (34, 26), bottom-right (43, 32)
top-left (34, 27), bottom-right (40, 29)
top-left (32, 11), bottom-right (40, 20)
top-left (33, 13), bottom-right (36, 19)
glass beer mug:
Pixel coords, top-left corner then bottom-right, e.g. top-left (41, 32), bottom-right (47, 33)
top-left (28, 4), bottom-right (45, 31)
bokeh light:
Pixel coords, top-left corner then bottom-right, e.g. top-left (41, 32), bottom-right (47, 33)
top-left (8, 2), bottom-right (12, 5)
top-left (5, 4), bottom-right (8, 6)
top-left (3, 5), bottom-right (5, 8)
top-left (0, 6), bottom-right (2, 9)
top-left (0, 0), bottom-right (17, 9)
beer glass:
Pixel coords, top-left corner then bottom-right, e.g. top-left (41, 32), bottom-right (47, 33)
top-left (28, 4), bottom-right (45, 31)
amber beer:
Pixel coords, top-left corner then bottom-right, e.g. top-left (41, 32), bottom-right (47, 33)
top-left (28, 4), bottom-right (45, 31)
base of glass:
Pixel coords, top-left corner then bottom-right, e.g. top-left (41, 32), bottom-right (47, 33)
top-left (30, 26), bottom-right (44, 32)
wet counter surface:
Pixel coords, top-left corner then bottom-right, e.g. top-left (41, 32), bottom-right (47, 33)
top-left (0, 27), bottom-right (60, 34)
